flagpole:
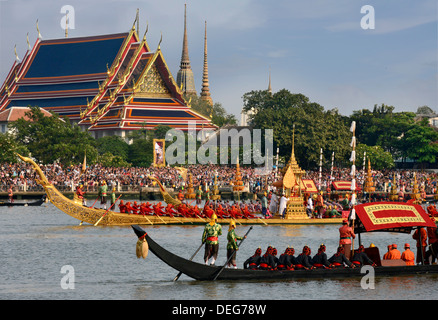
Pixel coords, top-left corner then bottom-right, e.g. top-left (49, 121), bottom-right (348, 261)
top-left (350, 121), bottom-right (357, 257)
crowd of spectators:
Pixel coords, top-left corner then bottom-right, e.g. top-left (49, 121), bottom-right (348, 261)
top-left (1, 161), bottom-right (437, 196)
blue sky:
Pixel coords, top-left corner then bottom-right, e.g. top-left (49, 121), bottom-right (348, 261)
top-left (0, 0), bottom-right (436, 120)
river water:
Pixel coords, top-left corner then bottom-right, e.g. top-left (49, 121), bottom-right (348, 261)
top-left (1, 201), bottom-right (437, 302)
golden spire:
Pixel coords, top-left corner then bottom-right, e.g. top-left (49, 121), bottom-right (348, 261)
top-left (14, 45), bottom-right (20, 62)
top-left (176, 4), bottom-right (196, 95)
top-left (26, 33), bottom-right (31, 50)
top-left (200, 20), bottom-right (213, 105)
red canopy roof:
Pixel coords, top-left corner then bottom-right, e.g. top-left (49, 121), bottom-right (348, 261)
top-left (353, 202), bottom-right (436, 233)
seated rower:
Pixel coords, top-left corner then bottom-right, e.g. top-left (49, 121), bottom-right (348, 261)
top-left (295, 246), bottom-right (314, 270)
top-left (119, 200), bottom-right (127, 213)
top-left (383, 245), bottom-right (392, 260)
top-left (328, 246), bottom-right (354, 268)
top-left (139, 202), bottom-right (152, 215)
top-left (312, 244), bottom-right (332, 268)
top-left (277, 247), bottom-right (295, 270)
top-left (351, 245), bottom-right (376, 267)
top-left (387, 244), bottom-right (401, 260)
top-left (271, 247), bottom-right (279, 269)
top-left (125, 201), bottom-right (134, 214)
top-left (401, 243), bottom-right (415, 266)
top-left (259, 246), bottom-right (276, 270)
top-left (131, 201), bottom-right (140, 215)
top-left (244, 248), bottom-right (262, 270)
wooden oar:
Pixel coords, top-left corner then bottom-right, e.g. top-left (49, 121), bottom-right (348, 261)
top-left (213, 226), bottom-right (253, 281)
top-left (90, 196), bottom-right (100, 208)
top-left (94, 194), bottom-right (123, 226)
top-left (173, 241), bottom-right (205, 282)
top-left (142, 213), bottom-right (154, 225)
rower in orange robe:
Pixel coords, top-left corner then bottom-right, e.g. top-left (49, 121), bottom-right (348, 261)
top-left (387, 244), bottom-right (401, 259)
top-left (401, 243), bottom-right (415, 266)
top-left (177, 190), bottom-right (185, 202)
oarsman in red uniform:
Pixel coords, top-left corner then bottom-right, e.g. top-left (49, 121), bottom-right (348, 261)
top-left (125, 202), bottom-right (134, 214)
top-left (153, 202), bottom-right (164, 216)
top-left (119, 200), bottom-right (127, 213)
top-left (177, 190), bottom-right (184, 202)
top-left (339, 219), bottom-right (355, 259)
top-left (165, 203), bottom-right (176, 217)
top-left (75, 184), bottom-right (86, 206)
top-left (131, 201), bottom-right (140, 214)
top-left (142, 202), bottom-right (153, 215)
top-left (401, 243), bottom-right (415, 266)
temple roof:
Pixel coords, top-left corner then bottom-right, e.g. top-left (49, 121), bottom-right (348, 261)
top-left (0, 25), bottom-right (216, 132)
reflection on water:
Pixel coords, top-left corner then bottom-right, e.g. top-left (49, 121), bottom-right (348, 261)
top-left (1, 203), bottom-right (437, 300)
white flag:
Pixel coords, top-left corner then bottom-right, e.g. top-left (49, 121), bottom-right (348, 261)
top-left (351, 164), bottom-right (356, 176)
top-left (350, 121), bottom-right (356, 133)
top-left (350, 136), bottom-right (356, 148)
top-left (350, 150), bottom-right (356, 162)
top-left (351, 178), bottom-right (356, 191)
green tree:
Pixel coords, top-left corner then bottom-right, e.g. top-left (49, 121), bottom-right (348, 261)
top-left (0, 132), bottom-right (28, 163)
top-left (9, 106), bottom-right (97, 165)
top-left (399, 120), bottom-right (438, 166)
top-left (355, 143), bottom-right (395, 170)
top-left (96, 136), bottom-right (129, 161)
top-left (243, 89), bottom-right (351, 169)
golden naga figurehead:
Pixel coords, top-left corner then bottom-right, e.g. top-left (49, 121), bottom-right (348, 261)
top-left (15, 153), bottom-right (50, 186)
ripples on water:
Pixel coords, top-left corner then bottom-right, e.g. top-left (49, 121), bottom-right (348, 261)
top-left (0, 202), bottom-right (437, 300)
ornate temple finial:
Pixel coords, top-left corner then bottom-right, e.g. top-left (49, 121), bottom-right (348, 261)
top-left (200, 20), bottom-right (213, 105)
top-left (136, 8), bottom-right (139, 35)
top-left (14, 45), bottom-right (20, 62)
top-left (36, 19), bottom-right (42, 39)
top-left (176, 3), bottom-right (196, 96)
top-left (26, 33), bottom-right (31, 50)
top-left (157, 32), bottom-right (163, 50)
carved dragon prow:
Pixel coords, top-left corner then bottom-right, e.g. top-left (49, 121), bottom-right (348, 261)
top-left (147, 176), bottom-right (181, 207)
top-left (16, 153), bottom-right (50, 186)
